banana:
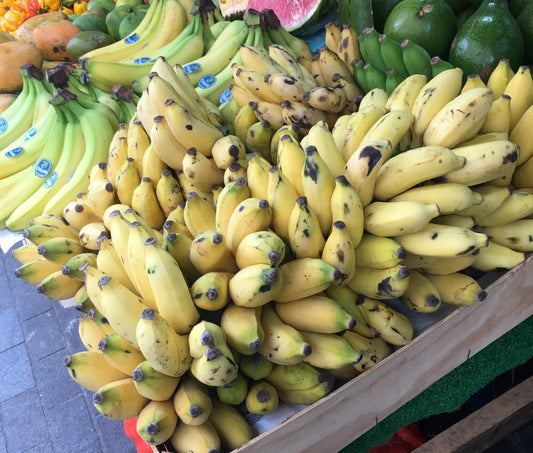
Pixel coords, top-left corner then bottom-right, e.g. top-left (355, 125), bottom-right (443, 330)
top-left (231, 66), bottom-right (283, 105)
top-left (22, 221), bottom-right (79, 245)
top-left (343, 139), bottom-right (394, 206)
top-left (228, 263), bottom-right (282, 308)
top-left (132, 360), bottom-right (180, 401)
top-left (78, 222), bottom-right (109, 252)
top-left (239, 353), bottom-right (273, 381)
top-left (433, 214), bottom-right (476, 230)
top-left (265, 361), bottom-right (329, 392)
top-left (148, 115), bottom-right (188, 172)
top-left (480, 93), bottom-right (512, 134)
top-left (329, 175), bottom-right (364, 248)
top-left (305, 120), bottom-right (345, 177)
top-left (321, 220), bottom-right (357, 284)
top-left (188, 320), bottom-right (234, 361)
top-left (287, 195), bottom-right (326, 259)
top-left (373, 145), bottom-right (466, 200)
top-left (356, 296), bottom-right (414, 346)
top-left (475, 189), bottom-right (533, 226)
top-left (259, 303), bottom-right (311, 365)
top-left (409, 67), bottom-right (464, 146)
top-left (390, 182), bottom-right (484, 215)
top-left (64, 350), bottom-right (129, 392)
top-left (341, 330), bottom-right (393, 373)
top-left (161, 232), bottom-right (199, 282)
top-left (394, 222), bottom-right (489, 257)
top-left (513, 154), bottom-right (533, 189)
top-left (268, 43), bottom-right (317, 90)
top-left (276, 131), bottom-right (306, 196)
top-left (347, 263), bottom-right (411, 300)
top-left (264, 165), bottom-right (297, 242)
top-left (155, 169), bottom-right (184, 217)
top-left (300, 330), bottom-right (361, 371)
top-left (461, 74), bottom-right (487, 93)
top-left (62, 199), bottom-right (103, 231)
top-left (95, 234), bottom-right (136, 295)
top-left (223, 160), bottom-right (248, 185)
top-left (170, 419), bottom-right (221, 453)
top-left (11, 241), bottom-right (42, 265)
top-left (14, 258), bottom-right (62, 286)
top-left (245, 380), bottom-right (279, 415)
top-left (303, 85), bottom-right (348, 114)
top-left (275, 258), bottom-right (342, 303)
top-left (85, 178), bottom-right (117, 221)
top-left (220, 303), bottom-right (264, 356)
top-left (126, 119), bottom-right (150, 174)
top-left (440, 139), bottom-right (519, 186)
top-left (208, 399), bottom-right (254, 451)
top-left (234, 229), bottom-right (286, 269)
top-left (98, 332), bottom-right (145, 376)
top-left (225, 197), bottom-right (272, 253)
top-left (399, 268), bottom-right (441, 313)
top-left (92, 377), bottom-right (149, 420)
top-left (423, 87), bottom-right (494, 147)
top-left (190, 349), bottom-right (238, 387)
top-left (107, 136), bottom-right (129, 190)
top-left (211, 134), bottom-right (247, 170)
top-left (324, 21), bottom-right (341, 52)
top-left (359, 109), bottom-right (414, 154)
top-left (182, 147), bottom-right (225, 193)
top-left (385, 73), bottom-right (427, 112)
top-left (173, 377), bottom-right (213, 425)
top-left (214, 177), bottom-right (249, 236)
top-left (136, 399), bottom-right (178, 446)
top-left (457, 184), bottom-right (511, 219)
top-left (276, 377), bottom-right (335, 405)
top-left (35, 236), bottom-right (87, 266)
top-left (359, 88), bottom-right (389, 111)
top-left (77, 310), bottom-right (108, 352)
top-left (275, 294), bottom-right (355, 334)
top-left (476, 219), bottom-right (533, 252)
top-left (364, 201), bottom-right (441, 237)
top-left (503, 65), bottom-right (533, 130)
top-left (190, 271), bottom-right (233, 311)
top-left (183, 191), bottom-right (217, 237)
top-left (136, 307), bottom-right (191, 377)
top-left (424, 272), bottom-right (488, 306)
top-left (485, 58), bottom-right (514, 98)
top-left (217, 372), bottom-right (248, 406)
top-left (36, 268), bottom-right (84, 300)
top-left (509, 104), bottom-right (533, 166)
top-left (61, 251), bottom-right (98, 281)
top-left (337, 23), bottom-right (361, 69)
top-left (78, 263), bottom-right (108, 316)
top-left (238, 44), bottom-right (285, 74)
top-left (189, 229), bottom-right (238, 274)
top-left (471, 239), bottom-right (526, 272)
top-left (244, 118), bottom-right (275, 161)
top-left (301, 145), bottom-right (336, 236)
top-left (280, 100), bottom-right (328, 133)
top-left (416, 254), bottom-right (476, 275)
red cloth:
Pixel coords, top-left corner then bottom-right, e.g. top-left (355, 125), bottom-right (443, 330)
top-left (124, 417), bottom-right (153, 453)
top-left (368, 423), bottom-right (427, 453)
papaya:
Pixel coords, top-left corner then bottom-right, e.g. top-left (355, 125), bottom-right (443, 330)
top-left (0, 42), bottom-right (44, 93)
top-left (14, 11), bottom-right (69, 43)
top-left (33, 20), bottom-right (83, 62)
top-left (67, 30), bottom-right (116, 61)
top-left (449, 0), bottom-right (524, 82)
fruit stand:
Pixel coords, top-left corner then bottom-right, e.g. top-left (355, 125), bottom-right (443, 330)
top-left (1, 0), bottom-right (533, 451)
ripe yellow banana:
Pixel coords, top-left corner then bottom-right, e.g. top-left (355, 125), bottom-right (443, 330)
top-left (476, 219), bottom-right (533, 252)
top-left (208, 399), bottom-right (254, 451)
top-left (287, 195), bottom-right (326, 259)
top-left (92, 377), bottom-right (149, 420)
top-left (132, 360), bottom-right (180, 401)
top-left (347, 264), bottom-right (411, 300)
top-left (190, 271), bottom-right (233, 312)
top-left (340, 330), bottom-right (393, 373)
top-left (424, 272), bottom-right (487, 306)
top-left (234, 229), bottom-right (286, 269)
top-left (172, 376), bottom-right (213, 425)
top-left (170, 419), bottom-right (221, 453)
top-left (471, 240), bottom-right (526, 272)
top-left (136, 399), bottom-right (178, 446)
top-left (503, 65), bottom-right (533, 130)
top-left (266, 165), bottom-right (299, 242)
top-left (98, 332), bottom-right (145, 376)
top-left (228, 263), bottom-right (282, 308)
top-left (386, 73), bottom-right (427, 112)
top-left (220, 303), bottom-right (264, 356)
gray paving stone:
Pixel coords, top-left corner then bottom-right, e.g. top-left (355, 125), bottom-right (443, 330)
top-left (33, 348), bottom-right (82, 411)
top-left (0, 305), bottom-right (24, 352)
top-left (96, 414), bottom-right (137, 453)
top-left (46, 394), bottom-right (102, 453)
top-left (0, 269), bottom-right (12, 311)
top-left (8, 270), bottom-right (54, 321)
top-left (1, 387), bottom-right (49, 452)
top-left (53, 304), bottom-right (86, 353)
top-left (0, 428), bottom-right (7, 453)
top-left (0, 343), bottom-right (35, 402)
top-left (22, 311), bottom-right (65, 361)
top-left (20, 440), bottom-right (55, 453)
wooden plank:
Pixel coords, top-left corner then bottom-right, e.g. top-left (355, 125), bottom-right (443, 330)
top-left (412, 375), bottom-right (533, 453)
top-left (233, 255), bottom-right (533, 453)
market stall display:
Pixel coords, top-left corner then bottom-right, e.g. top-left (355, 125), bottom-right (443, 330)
top-left (0, 0), bottom-right (532, 451)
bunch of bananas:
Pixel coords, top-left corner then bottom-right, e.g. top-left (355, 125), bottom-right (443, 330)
top-left (0, 62), bottom-right (133, 233)
top-left (7, 14), bottom-right (533, 451)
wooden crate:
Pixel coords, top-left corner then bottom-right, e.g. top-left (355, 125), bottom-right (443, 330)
top-left (155, 254), bottom-right (533, 453)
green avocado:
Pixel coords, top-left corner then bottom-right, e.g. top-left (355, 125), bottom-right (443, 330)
top-left (449, 0), bottom-right (524, 82)
top-left (371, 0), bottom-right (403, 33)
top-left (516, 3), bottom-right (533, 66)
top-left (105, 4), bottom-right (135, 40)
top-left (71, 13), bottom-right (108, 33)
top-left (67, 30), bottom-right (116, 61)
top-left (118, 8), bottom-right (147, 39)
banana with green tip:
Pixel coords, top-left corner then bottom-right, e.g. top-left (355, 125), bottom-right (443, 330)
top-left (358, 27), bottom-right (387, 73)
top-left (364, 201), bottom-right (441, 237)
top-left (220, 303), bottom-right (264, 356)
top-left (14, 258), bottom-right (62, 286)
top-left (245, 119), bottom-right (275, 161)
top-left (300, 330), bottom-right (362, 371)
top-left (439, 139), bottom-right (519, 187)
top-left (61, 251), bottom-right (98, 282)
top-left (355, 234), bottom-right (405, 269)
top-left (347, 264), bottom-right (411, 300)
top-left (240, 353), bottom-right (273, 381)
top-left (98, 333), bottom-right (146, 376)
top-left (132, 360), bottom-right (180, 402)
top-left (64, 351), bottom-right (129, 392)
top-left (275, 257), bottom-right (342, 303)
top-left (259, 303), bottom-right (311, 365)
top-left (77, 310), bottom-right (108, 352)
top-left (190, 271), bottom-right (233, 312)
top-left (216, 372), bottom-right (248, 406)
top-left (36, 269), bottom-right (85, 300)
top-left (136, 399), bottom-right (178, 446)
top-left (265, 361), bottom-right (329, 392)
top-left (36, 236), bottom-right (87, 266)
top-left (373, 145), bottom-right (466, 201)
top-left (22, 221), bottom-right (79, 244)
top-left (172, 377), bottom-right (213, 425)
top-left (277, 377), bottom-right (335, 405)
top-left (92, 377), bottom-right (149, 420)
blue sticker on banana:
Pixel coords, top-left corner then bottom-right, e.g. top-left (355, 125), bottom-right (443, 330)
top-left (0, 118), bottom-right (7, 133)
top-left (219, 88), bottom-right (232, 104)
top-left (34, 158), bottom-right (52, 178)
top-left (22, 127), bottom-right (37, 141)
top-left (183, 62), bottom-right (201, 74)
top-left (133, 57), bottom-right (152, 64)
top-left (198, 74), bottom-right (216, 89)
top-left (43, 171), bottom-right (58, 189)
top-left (125, 33), bottom-right (140, 44)
top-left (5, 147), bottom-right (24, 157)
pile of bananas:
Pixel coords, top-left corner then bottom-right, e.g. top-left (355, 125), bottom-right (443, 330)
top-left (0, 62), bottom-right (135, 232)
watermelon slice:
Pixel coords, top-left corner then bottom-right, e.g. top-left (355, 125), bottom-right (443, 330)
top-left (218, 0), bottom-right (336, 34)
